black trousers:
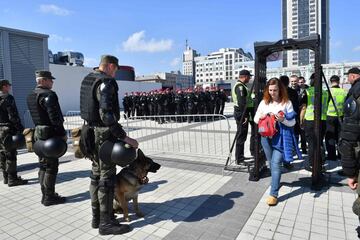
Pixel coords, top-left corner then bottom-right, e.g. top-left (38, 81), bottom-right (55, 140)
top-left (304, 120), bottom-right (326, 167)
top-left (325, 116), bottom-right (341, 160)
top-left (235, 119), bottom-right (249, 161)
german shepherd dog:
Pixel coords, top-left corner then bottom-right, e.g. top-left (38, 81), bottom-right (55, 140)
top-left (113, 149), bottom-right (161, 222)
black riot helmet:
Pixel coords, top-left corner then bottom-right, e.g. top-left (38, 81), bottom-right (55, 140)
top-left (3, 134), bottom-right (25, 151)
top-left (99, 140), bottom-right (137, 167)
top-left (33, 138), bottom-right (67, 158)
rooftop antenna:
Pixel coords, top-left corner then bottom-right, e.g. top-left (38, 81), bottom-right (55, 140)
top-left (185, 39), bottom-right (189, 50)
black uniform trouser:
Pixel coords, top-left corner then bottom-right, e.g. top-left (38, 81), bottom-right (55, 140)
top-left (299, 126), bottom-right (307, 153)
top-left (220, 103), bottom-right (225, 115)
top-left (325, 116), bottom-right (341, 160)
top-left (0, 150), bottom-right (17, 178)
top-left (215, 103), bottom-right (221, 114)
top-left (0, 127), bottom-right (18, 178)
top-left (235, 119), bottom-right (249, 161)
top-left (90, 127), bottom-right (117, 223)
top-left (304, 120), bottom-right (326, 167)
top-left (34, 126), bottom-right (62, 197)
top-left (38, 156), bottom-right (59, 196)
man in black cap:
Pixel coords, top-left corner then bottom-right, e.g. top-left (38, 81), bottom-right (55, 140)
top-left (80, 55), bottom-right (137, 235)
top-left (0, 80), bottom-right (28, 186)
top-left (231, 69), bottom-right (253, 164)
top-left (27, 70), bottom-right (67, 206)
top-left (338, 67), bottom-right (360, 237)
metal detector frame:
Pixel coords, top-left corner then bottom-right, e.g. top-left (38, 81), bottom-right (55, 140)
top-left (253, 35), bottom-right (323, 187)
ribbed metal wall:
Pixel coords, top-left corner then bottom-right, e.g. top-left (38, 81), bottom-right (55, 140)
top-left (9, 33), bottom-right (45, 120)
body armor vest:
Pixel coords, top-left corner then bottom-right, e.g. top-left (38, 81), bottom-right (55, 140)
top-left (27, 88), bottom-right (53, 125)
top-left (80, 72), bottom-right (120, 126)
top-left (80, 72), bottom-right (104, 125)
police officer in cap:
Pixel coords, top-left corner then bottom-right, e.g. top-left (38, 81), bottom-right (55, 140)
top-left (300, 73), bottom-right (329, 171)
top-left (80, 55), bottom-right (138, 235)
top-left (27, 70), bottom-right (67, 206)
top-left (232, 69), bottom-right (253, 164)
top-left (325, 75), bottom-right (347, 161)
top-left (339, 67), bottom-right (360, 237)
top-left (0, 80), bottom-right (28, 186)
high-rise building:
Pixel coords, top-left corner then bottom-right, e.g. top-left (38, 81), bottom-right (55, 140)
top-left (282, 0), bottom-right (329, 67)
top-left (194, 48), bottom-right (253, 84)
top-left (182, 41), bottom-right (199, 78)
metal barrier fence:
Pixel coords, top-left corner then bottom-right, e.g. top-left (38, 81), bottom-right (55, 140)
top-left (24, 110), bottom-right (232, 160)
top-left (126, 114), bottom-right (231, 159)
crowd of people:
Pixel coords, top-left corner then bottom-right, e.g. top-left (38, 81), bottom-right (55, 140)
top-left (122, 86), bottom-right (228, 123)
top-left (233, 66), bottom-right (360, 237)
top-left (1, 53), bottom-right (360, 236)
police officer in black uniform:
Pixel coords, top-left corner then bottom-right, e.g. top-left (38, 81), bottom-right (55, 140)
top-left (174, 90), bottom-right (185, 122)
top-left (27, 71), bottom-right (66, 206)
top-left (122, 93), bottom-right (130, 119)
top-left (80, 55), bottom-right (138, 235)
top-left (218, 88), bottom-right (227, 115)
top-left (339, 67), bottom-right (360, 237)
top-left (186, 89), bottom-right (196, 123)
top-left (0, 80), bottom-right (28, 186)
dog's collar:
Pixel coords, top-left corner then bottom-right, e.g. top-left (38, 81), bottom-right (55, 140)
top-left (122, 168), bottom-right (148, 185)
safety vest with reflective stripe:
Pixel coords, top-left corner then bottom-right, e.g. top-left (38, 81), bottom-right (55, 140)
top-left (231, 81), bottom-right (253, 108)
top-left (326, 87), bottom-right (347, 117)
top-left (304, 87), bottom-right (329, 121)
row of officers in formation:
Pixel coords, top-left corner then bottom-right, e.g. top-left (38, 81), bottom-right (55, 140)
top-left (122, 87), bottom-right (228, 122)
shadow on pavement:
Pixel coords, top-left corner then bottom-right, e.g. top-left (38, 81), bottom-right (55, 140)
top-left (126, 191), bottom-right (243, 228)
top-left (17, 159), bottom-right (71, 174)
top-left (140, 180), bottom-right (168, 194)
top-left (56, 169), bottom-right (91, 183)
top-left (66, 191), bottom-right (90, 203)
top-left (278, 175), bottom-right (344, 203)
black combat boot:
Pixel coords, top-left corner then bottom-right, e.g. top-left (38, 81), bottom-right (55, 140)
top-left (8, 174), bottom-right (28, 187)
top-left (38, 170), bottom-right (46, 204)
top-left (3, 172), bottom-right (8, 184)
top-left (92, 206), bottom-right (100, 229)
top-left (99, 214), bottom-right (131, 235)
top-left (43, 193), bottom-right (66, 206)
top-left (43, 173), bottom-right (66, 206)
top-left (98, 182), bottom-right (130, 235)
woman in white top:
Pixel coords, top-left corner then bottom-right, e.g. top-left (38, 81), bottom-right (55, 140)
top-left (254, 77), bottom-right (296, 206)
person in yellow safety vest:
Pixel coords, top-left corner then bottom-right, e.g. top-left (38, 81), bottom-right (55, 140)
top-left (232, 69), bottom-right (253, 164)
top-left (299, 73), bottom-right (329, 171)
top-left (325, 75), bottom-right (347, 161)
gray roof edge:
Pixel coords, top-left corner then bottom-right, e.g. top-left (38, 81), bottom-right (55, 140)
top-left (0, 26), bottom-right (49, 39)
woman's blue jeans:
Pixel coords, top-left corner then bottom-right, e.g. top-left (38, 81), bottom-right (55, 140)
top-left (261, 137), bottom-right (283, 198)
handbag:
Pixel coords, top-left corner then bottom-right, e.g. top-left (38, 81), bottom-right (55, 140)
top-left (258, 114), bottom-right (278, 138)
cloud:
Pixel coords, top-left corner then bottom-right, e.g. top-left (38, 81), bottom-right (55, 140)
top-left (170, 57), bottom-right (180, 67)
top-left (39, 4), bottom-right (72, 16)
top-left (49, 34), bottom-right (72, 43)
top-left (353, 46), bottom-right (360, 52)
top-left (122, 31), bottom-right (173, 53)
top-left (84, 57), bottom-right (98, 67)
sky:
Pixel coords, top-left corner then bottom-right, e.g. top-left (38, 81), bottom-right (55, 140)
top-left (0, 0), bottom-right (359, 75)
